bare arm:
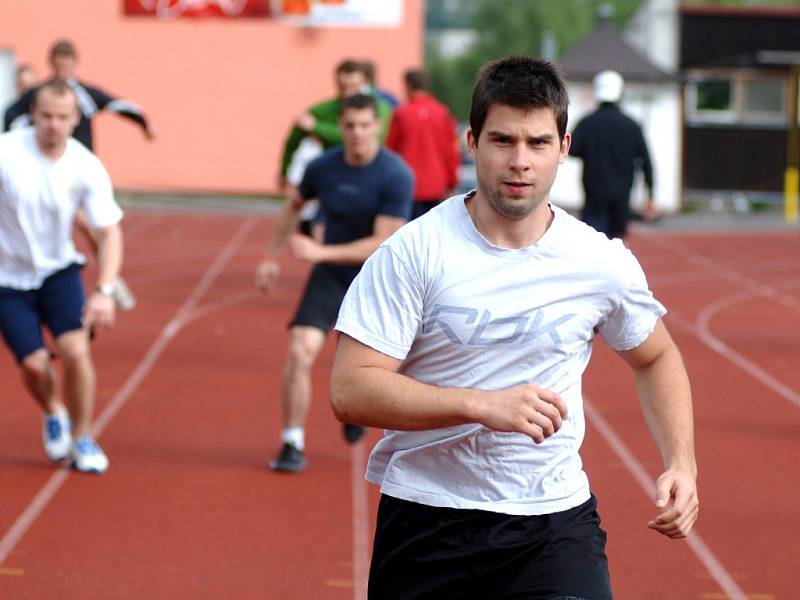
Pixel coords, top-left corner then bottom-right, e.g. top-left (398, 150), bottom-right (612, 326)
top-left (84, 222), bottom-right (123, 329)
top-left (254, 189), bottom-right (304, 293)
top-left (616, 319), bottom-right (698, 538)
top-left (330, 334), bottom-right (567, 443)
top-left (288, 214), bottom-right (406, 266)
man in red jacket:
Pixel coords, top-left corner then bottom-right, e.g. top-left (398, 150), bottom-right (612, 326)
top-left (386, 69), bottom-right (460, 219)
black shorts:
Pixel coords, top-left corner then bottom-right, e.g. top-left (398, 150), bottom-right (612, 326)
top-left (289, 263), bottom-right (358, 332)
top-left (369, 494), bottom-right (612, 600)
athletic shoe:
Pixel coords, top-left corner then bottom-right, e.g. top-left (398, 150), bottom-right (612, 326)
top-left (112, 277), bottom-right (137, 311)
top-left (69, 435), bottom-right (109, 474)
top-left (42, 408), bottom-right (72, 461)
top-left (270, 443), bottom-right (307, 473)
top-left (342, 424), bottom-right (366, 444)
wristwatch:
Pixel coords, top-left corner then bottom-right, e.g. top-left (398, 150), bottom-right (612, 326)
top-left (96, 284), bottom-right (115, 297)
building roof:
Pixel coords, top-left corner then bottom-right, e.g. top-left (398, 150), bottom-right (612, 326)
top-left (557, 18), bottom-right (668, 83)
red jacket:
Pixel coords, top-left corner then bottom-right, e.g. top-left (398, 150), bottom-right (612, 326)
top-left (386, 92), bottom-right (459, 202)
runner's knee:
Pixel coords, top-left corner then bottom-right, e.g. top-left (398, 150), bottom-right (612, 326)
top-left (21, 348), bottom-right (51, 379)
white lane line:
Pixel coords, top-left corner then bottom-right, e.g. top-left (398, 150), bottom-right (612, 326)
top-left (351, 441), bottom-right (369, 600)
top-left (640, 234), bottom-right (800, 312)
top-left (637, 234), bottom-right (800, 410)
top-left (667, 302), bottom-right (800, 411)
top-left (0, 217), bottom-right (257, 567)
top-left (584, 399), bottom-right (748, 600)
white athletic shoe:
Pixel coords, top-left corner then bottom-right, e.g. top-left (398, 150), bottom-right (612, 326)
top-left (112, 277), bottom-right (137, 311)
top-left (69, 435), bottom-right (109, 474)
top-left (43, 408), bottom-right (72, 461)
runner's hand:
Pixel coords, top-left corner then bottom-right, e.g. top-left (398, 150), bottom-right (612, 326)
top-left (648, 468), bottom-right (699, 539)
top-left (84, 293), bottom-right (116, 329)
top-left (296, 112), bottom-right (316, 132)
top-left (475, 384), bottom-right (567, 443)
top-left (288, 233), bottom-right (325, 264)
top-left (255, 259), bottom-right (281, 293)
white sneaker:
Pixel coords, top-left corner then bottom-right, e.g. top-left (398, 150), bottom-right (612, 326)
top-left (69, 435), bottom-right (109, 474)
top-left (43, 408), bottom-right (72, 461)
top-left (112, 277), bottom-right (137, 311)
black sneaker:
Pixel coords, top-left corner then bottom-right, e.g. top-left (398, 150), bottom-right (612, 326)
top-left (270, 443), bottom-right (307, 473)
top-left (342, 424), bottom-right (367, 444)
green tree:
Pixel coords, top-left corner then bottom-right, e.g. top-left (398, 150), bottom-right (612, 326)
top-left (426, 0), bottom-right (643, 120)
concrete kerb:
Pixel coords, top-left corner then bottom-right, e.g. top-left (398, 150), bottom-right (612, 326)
top-left (116, 190), bottom-right (283, 215)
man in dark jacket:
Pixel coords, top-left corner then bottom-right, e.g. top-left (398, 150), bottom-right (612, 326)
top-left (4, 39), bottom-right (155, 151)
top-left (569, 70), bottom-right (655, 239)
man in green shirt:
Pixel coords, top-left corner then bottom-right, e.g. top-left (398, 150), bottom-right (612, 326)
top-left (279, 59), bottom-right (393, 184)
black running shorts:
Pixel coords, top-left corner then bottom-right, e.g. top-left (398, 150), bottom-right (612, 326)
top-left (289, 263), bottom-right (358, 332)
top-left (368, 494), bottom-right (613, 600)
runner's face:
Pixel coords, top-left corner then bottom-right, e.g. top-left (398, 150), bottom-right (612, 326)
top-left (50, 55), bottom-right (76, 81)
top-left (340, 107), bottom-right (380, 158)
top-left (337, 72), bottom-right (368, 99)
top-left (32, 89), bottom-right (79, 149)
top-left (468, 104), bottom-right (570, 220)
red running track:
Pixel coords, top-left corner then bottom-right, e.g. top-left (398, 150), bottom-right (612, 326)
top-left (0, 212), bottom-right (798, 599)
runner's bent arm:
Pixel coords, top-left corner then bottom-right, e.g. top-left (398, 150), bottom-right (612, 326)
top-left (616, 319), bottom-right (699, 538)
top-left (289, 214), bottom-right (405, 265)
top-left (330, 334), bottom-right (567, 444)
top-left (255, 189), bottom-right (305, 292)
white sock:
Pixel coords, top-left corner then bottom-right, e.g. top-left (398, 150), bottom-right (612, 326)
top-left (281, 427), bottom-right (305, 451)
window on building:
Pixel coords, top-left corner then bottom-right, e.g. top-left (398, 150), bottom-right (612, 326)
top-left (696, 79), bottom-right (732, 111)
top-left (686, 71), bottom-right (787, 127)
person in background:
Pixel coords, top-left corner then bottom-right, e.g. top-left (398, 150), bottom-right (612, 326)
top-left (4, 39), bottom-right (155, 150)
top-left (15, 64), bottom-right (37, 97)
top-left (279, 59), bottom-right (394, 236)
top-left (360, 59), bottom-right (400, 109)
top-left (386, 68), bottom-right (459, 219)
top-left (257, 94), bottom-right (413, 474)
top-left (569, 69), bottom-right (656, 239)
top-left (0, 80), bottom-right (126, 473)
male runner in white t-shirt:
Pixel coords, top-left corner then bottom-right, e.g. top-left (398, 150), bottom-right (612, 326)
top-left (331, 56), bottom-right (698, 599)
top-left (0, 80), bottom-right (125, 474)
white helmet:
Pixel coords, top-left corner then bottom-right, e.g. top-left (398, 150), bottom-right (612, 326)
top-left (593, 70), bottom-right (624, 103)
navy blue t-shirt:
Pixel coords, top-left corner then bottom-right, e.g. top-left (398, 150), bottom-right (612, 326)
top-left (298, 147), bottom-right (414, 249)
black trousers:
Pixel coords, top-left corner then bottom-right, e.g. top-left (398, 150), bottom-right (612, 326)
top-left (581, 196), bottom-right (630, 240)
top-left (368, 494), bottom-right (613, 600)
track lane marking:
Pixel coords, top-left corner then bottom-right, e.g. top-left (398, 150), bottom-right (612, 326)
top-left (0, 218), bottom-right (256, 567)
top-left (584, 399), bottom-right (748, 600)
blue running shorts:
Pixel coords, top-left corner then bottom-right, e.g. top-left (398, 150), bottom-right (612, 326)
top-left (0, 264), bottom-right (86, 363)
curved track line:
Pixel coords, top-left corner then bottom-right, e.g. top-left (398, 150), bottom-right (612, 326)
top-left (584, 400), bottom-right (748, 600)
top-left (665, 290), bottom-right (800, 410)
top-left (639, 234), bottom-right (800, 311)
top-left (0, 217), bottom-right (257, 567)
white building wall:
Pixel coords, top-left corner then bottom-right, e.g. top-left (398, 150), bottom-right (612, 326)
top-left (552, 0), bottom-right (682, 214)
top-left (551, 82), bottom-right (682, 214)
top-left (623, 0), bottom-right (679, 72)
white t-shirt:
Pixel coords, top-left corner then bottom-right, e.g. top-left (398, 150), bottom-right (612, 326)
top-left (335, 195), bottom-right (666, 515)
top-left (0, 127), bottom-right (123, 290)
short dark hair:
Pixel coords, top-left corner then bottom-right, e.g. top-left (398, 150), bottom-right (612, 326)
top-left (340, 93), bottom-right (378, 117)
top-left (49, 39), bottom-right (77, 62)
top-left (336, 59), bottom-right (368, 78)
top-left (31, 79), bottom-right (76, 110)
top-left (404, 69), bottom-right (428, 92)
top-left (469, 56), bottom-right (569, 143)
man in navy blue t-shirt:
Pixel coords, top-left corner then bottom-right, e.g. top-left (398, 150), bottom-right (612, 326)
top-left (256, 94), bottom-right (414, 473)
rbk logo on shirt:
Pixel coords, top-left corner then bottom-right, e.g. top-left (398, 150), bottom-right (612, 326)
top-left (424, 305), bottom-right (577, 346)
